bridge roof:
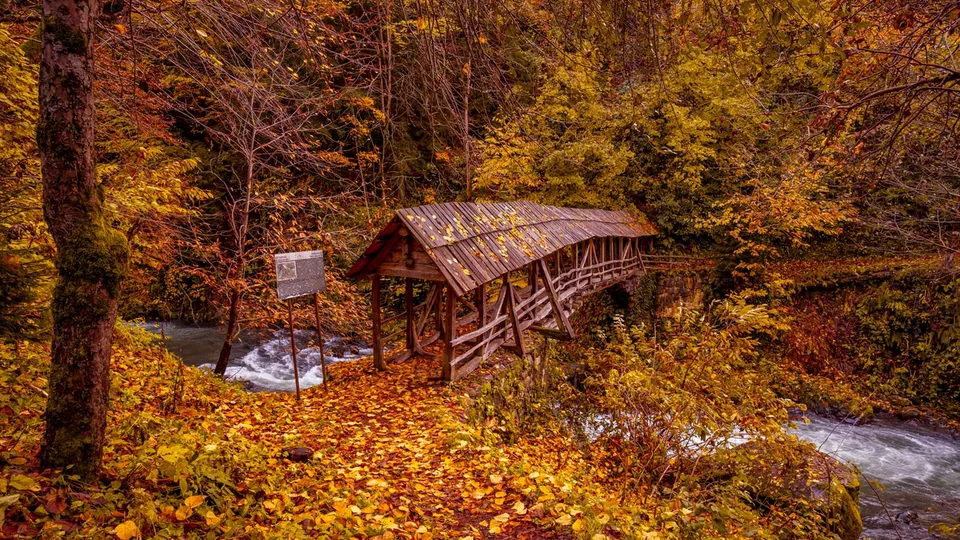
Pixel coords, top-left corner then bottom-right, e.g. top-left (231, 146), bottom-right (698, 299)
top-left (347, 201), bottom-right (656, 295)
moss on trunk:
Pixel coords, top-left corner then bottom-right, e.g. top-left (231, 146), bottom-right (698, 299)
top-left (36, 0), bottom-right (128, 482)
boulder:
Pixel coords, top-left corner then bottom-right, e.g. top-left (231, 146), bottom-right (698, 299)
top-left (898, 407), bottom-right (921, 420)
top-left (895, 510), bottom-right (919, 524)
top-left (281, 446), bottom-right (314, 462)
top-left (732, 439), bottom-right (863, 540)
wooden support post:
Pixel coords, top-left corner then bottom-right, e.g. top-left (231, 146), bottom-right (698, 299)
top-left (405, 278), bottom-right (415, 352)
top-left (529, 262), bottom-right (539, 296)
top-left (475, 283), bottom-right (486, 328)
top-left (538, 258), bottom-right (575, 339)
top-left (442, 284), bottom-right (456, 381)
top-left (505, 276), bottom-right (527, 356)
top-left (287, 299), bottom-right (301, 400)
top-left (372, 275), bottom-right (385, 371)
top-left (313, 292), bottom-right (328, 391)
top-left (435, 286), bottom-right (445, 340)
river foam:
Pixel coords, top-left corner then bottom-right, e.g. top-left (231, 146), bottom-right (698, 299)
top-left (792, 415), bottom-right (960, 539)
top-left (200, 329), bottom-right (372, 392)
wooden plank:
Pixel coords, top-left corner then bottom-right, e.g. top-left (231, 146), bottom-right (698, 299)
top-left (385, 349), bottom-right (414, 364)
top-left (475, 283), bottom-right (486, 328)
top-left (405, 278), bottom-right (414, 352)
top-left (379, 262), bottom-right (446, 280)
top-left (530, 326), bottom-right (573, 340)
top-left (505, 276), bottom-right (527, 356)
top-left (372, 276), bottom-right (385, 371)
top-left (442, 284), bottom-right (457, 381)
top-left (416, 283), bottom-right (440, 336)
top-left (538, 258), bottom-right (576, 339)
top-left (453, 313), bottom-right (508, 346)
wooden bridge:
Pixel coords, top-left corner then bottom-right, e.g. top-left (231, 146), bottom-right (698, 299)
top-left (348, 201), bottom-right (667, 381)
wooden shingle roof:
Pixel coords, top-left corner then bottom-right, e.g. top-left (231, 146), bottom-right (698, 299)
top-left (347, 201), bottom-right (656, 296)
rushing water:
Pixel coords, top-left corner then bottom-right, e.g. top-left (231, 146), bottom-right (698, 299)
top-left (137, 321), bottom-right (371, 392)
top-left (792, 415), bottom-right (960, 539)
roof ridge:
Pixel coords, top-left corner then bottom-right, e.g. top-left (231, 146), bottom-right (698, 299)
top-left (395, 201), bottom-right (640, 250)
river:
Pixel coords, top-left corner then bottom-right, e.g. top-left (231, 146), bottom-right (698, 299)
top-left (140, 322), bottom-right (960, 538)
top-left (792, 415), bottom-right (960, 539)
top-left (137, 321), bottom-right (371, 392)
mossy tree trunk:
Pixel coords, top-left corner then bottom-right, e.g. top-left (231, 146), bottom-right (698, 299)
top-left (36, 0), bottom-right (128, 482)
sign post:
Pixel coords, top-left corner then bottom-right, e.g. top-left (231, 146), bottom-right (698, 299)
top-left (275, 250), bottom-right (327, 399)
top-left (313, 292), bottom-right (328, 391)
top-left (287, 299), bottom-right (300, 400)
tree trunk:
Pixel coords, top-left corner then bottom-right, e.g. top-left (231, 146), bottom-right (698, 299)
top-left (213, 287), bottom-right (241, 376)
top-left (37, 0), bottom-right (128, 482)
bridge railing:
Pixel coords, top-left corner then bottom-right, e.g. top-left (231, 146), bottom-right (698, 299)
top-left (447, 250), bottom-right (707, 378)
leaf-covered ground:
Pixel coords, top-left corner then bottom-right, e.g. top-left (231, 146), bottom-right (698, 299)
top-left (1, 329), bottom-right (653, 539)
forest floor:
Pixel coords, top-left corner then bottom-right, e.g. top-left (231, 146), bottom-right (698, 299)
top-left (1, 330), bottom-right (635, 539)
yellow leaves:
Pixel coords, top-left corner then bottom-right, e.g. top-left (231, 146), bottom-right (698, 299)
top-left (174, 494), bottom-right (205, 521)
top-left (471, 487), bottom-right (490, 499)
top-left (488, 512), bottom-right (510, 533)
top-left (204, 511), bottom-right (222, 526)
top-left (8, 474), bottom-right (39, 492)
top-left (555, 514), bottom-right (572, 525)
top-left (488, 473), bottom-right (503, 484)
top-left (332, 500), bottom-right (359, 518)
top-left (512, 501), bottom-right (527, 515)
top-left (367, 478), bottom-right (389, 488)
top-left (113, 520), bottom-right (139, 540)
top-left (174, 505), bottom-right (191, 521)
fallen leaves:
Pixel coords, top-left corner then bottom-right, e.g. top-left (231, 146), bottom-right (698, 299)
top-left (0, 335), bottom-right (640, 539)
top-left (113, 520), bottom-right (139, 539)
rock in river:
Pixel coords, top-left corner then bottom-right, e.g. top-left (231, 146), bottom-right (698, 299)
top-left (726, 439), bottom-right (863, 540)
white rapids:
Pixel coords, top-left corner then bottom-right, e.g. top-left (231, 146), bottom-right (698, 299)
top-left (792, 414), bottom-right (960, 539)
top-left (138, 321), bottom-right (371, 392)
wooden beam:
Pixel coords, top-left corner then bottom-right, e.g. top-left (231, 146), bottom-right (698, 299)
top-left (442, 284), bottom-right (457, 381)
top-left (372, 275), bottom-right (385, 371)
top-left (505, 276), bottom-right (527, 356)
top-left (435, 285), bottom-right (445, 340)
top-left (529, 261), bottom-right (539, 296)
top-left (538, 258), bottom-right (575, 339)
top-left (405, 278), bottom-right (415, 351)
top-left (385, 349), bottom-right (414, 364)
top-left (415, 283), bottom-right (440, 336)
top-left (378, 263), bottom-right (446, 281)
top-left (530, 326), bottom-right (573, 340)
top-left (475, 283), bottom-right (486, 328)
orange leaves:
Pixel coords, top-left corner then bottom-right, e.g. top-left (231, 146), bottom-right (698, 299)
top-left (173, 494), bottom-right (204, 521)
top-left (112, 520), bottom-right (139, 539)
top-left (1, 335), bottom-right (626, 539)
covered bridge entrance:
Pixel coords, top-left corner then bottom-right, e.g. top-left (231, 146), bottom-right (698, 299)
top-left (347, 201), bottom-right (660, 381)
